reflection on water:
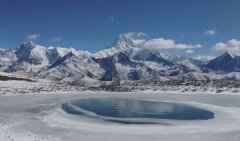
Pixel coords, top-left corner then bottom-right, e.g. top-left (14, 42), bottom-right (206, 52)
top-left (62, 98), bottom-right (214, 123)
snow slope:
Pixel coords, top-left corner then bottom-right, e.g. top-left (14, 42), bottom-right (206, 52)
top-left (0, 92), bottom-right (240, 141)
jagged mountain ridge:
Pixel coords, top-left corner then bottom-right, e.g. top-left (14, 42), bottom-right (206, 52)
top-left (1, 33), bottom-right (240, 84)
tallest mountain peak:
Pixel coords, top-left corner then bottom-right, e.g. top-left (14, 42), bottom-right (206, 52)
top-left (114, 32), bottom-right (148, 49)
top-left (94, 32), bottom-right (148, 59)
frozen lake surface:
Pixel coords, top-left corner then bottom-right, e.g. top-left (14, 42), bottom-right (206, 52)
top-left (62, 98), bottom-right (214, 124)
top-left (0, 92), bottom-right (240, 141)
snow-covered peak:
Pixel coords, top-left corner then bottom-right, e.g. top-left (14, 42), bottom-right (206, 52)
top-left (48, 46), bottom-right (92, 57)
top-left (114, 32), bottom-right (147, 48)
top-left (18, 41), bottom-right (47, 52)
top-left (48, 47), bottom-right (72, 57)
top-left (94, 32), bottom-right (148, 59)
top-left (41, 51), bottom-right (104, 82)
top-left (16, 41), bottom-right (48, 64)
top-left (20, 41), bottom-right (36, 49)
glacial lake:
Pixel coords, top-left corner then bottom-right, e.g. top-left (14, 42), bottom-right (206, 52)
top-left (62, 98), bottom-right (214, 124)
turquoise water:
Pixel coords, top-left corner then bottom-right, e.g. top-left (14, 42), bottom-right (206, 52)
top-left (62, 98), bottom-right (214, 124)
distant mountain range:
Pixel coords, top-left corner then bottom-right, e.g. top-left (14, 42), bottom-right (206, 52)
top-left (1, 33), bottom-right (240, 84)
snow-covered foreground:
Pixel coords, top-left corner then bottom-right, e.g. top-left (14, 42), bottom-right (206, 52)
top-left (1, 92), bottom-right (240, 141)
top-left (0, 80), bottom-right (83, 95)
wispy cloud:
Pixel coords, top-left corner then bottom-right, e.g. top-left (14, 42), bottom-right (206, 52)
top-left (143, 38), bottom-right (202, 49)
top-left (205, 30), bottom-right (216, 36)
top-left (27, 33), bottom-right (40, 40)
top-left (185, 49), bottom-right (194, 54)
top-left (214, 39), bottom-right (240, 55)
top-left (194, 55), bottom-right (215, 61)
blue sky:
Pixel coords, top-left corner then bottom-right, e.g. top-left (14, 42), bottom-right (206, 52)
top-left (0, 0), bottom-right (240, 57)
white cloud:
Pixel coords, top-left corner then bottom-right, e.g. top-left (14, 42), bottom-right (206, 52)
top-left (185, 49), bottom-right (194, 54)
top-left (194, 55), bottom-right (215, 61)
top-left (27, 34), bottom-right (40, 40)
top-left (214, 39), bottom-right (240, 55)
top-left (205, 30), bottom-right (216, 36)
top-left (123, 32), bottom-right (147, 39)
top-left (143, 38), bottom-right (202, 49)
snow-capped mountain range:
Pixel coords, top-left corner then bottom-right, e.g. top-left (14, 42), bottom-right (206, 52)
top-left (1, 33), bottom-right (240, 84)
